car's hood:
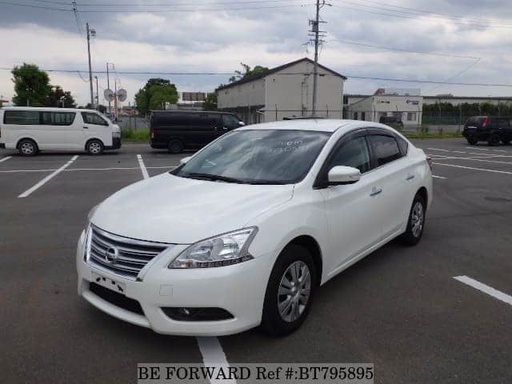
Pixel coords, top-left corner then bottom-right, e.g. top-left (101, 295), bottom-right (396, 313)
top-left (91, 173), bottom-right (294, 244)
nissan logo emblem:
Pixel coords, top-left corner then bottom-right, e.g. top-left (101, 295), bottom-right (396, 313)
top-left (104, 246), bottom-right (119, 264)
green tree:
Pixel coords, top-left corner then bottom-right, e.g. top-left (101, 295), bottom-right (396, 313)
top-left (202, 92), bottom-right (217, 111)
top-left (11, 63), bottom-right (52, 106)
top-left (135, 78), bottom-right (178, 115)
top-left (44, 86), bottom-right (76, 108)
top-left (229, 63), bottom-right (269, 83)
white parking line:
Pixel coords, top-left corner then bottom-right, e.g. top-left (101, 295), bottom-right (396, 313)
top-left (432, 175), bottom-right (447, 179)
top-left (18, 155), bottom-right (79, 198)
top-left (136, 154), bottom-right (150, 180)
top-left (0, 156), bottom-right (12, 163)
top-left (465, 147), bottom-right (507, 153)
top-left (454, 276), bottom-right (512, 307)
top-left (427, 148), bottom-right (450, 152)
top-left (433, 162), bottom-right (512, 176)
top-left (196, 337), bottom-right (236, 384)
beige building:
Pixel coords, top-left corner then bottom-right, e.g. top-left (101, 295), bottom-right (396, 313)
top-left (217, 57), bottom-right (346, 124)
top-left (345, 88), bottom-right (423, 129)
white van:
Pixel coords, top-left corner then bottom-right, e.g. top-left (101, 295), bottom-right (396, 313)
top-left (0, 107), bottom-right (121, 156)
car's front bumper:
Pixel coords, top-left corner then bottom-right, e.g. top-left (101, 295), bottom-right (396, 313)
top-left (76, 230), bottom-right (271, 336)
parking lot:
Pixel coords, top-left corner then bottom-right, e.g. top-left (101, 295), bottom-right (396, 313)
top-left (1, 138), bottom-right (511, 384)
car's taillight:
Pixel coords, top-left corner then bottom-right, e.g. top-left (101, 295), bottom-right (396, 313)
top-left (426, 155), bottom-right (433, 171)
top-left (482, 117), bottom-right (489, 128)
top-left (150, 127), bottom-right (155, 139)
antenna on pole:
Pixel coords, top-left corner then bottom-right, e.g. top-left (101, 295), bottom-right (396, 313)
top-left (309, 0), bottom-right (328, 117)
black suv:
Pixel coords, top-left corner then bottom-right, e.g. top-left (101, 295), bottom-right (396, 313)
top-left (463, 116), bottom-right (512, 146)
top-left (150, 111), bottom-right (244, 153)
top-left (379, 116), bottom-right (404, 129)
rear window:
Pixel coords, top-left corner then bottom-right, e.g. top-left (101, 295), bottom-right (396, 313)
top-left (465, 117), bottom-right (485, 127)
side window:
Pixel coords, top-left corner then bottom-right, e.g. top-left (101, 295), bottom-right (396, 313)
top-left (497, 119), bottom-right (510, 129)
top-left (4, 110), bottom-right (40, 125)
top-left (328, 136), bottom-right (370, 174)
top-left (368, 135), bottom-right (403, 167)
top-left (81, 112), bottom-right (108, 126)
top-left (41, 112), bottom-right (76, 126)
top-left (222, 114), bottom-right (240, 128)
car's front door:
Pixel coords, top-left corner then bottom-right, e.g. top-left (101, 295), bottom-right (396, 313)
top-left (318, 133), bottom-right (385, 276)
top-left (81, 112), bottom-right (112, 146)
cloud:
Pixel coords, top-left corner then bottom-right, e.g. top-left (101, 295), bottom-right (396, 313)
top-left (1, 0), bottom-right (512, 105)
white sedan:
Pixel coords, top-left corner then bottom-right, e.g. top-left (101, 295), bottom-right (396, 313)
top-left (76, 119), bottom-right (433, 336)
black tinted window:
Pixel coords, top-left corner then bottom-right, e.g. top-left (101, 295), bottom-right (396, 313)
top-left (4, 110), bottom-right (40, 125)
top-left (368, 135), bottom-right (403, 167)
top-left (82, 112), bottom-right (108, 126)
top-left (328, 136), bottom-right (370, 173)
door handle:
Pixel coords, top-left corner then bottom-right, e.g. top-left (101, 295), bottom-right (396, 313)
top-left (370, 187), bottom-right (382, 197)
top-left (406, 174), bottom-right (415, 180)
top-left (83, 126), bottom-right (89, 129)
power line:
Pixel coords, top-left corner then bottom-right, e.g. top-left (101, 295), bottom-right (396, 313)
top-left (330, 39), bottom-right (481, 60)
top-left (1, 66), bottom-right (511, 87)
top-left (330, 0), bottom-right (512, 29)
top-left (0, 1), bottom-right (71, 11)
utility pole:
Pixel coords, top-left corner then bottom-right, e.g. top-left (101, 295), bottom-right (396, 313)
top-left (86, 23), bottom-right (95, 107)
top-left (94, 76), bottom-right (99, 110)
top-left (309, 0), bottom-right (327, 117)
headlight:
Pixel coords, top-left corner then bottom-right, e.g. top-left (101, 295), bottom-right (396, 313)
top-left (169, 227), bottom-right (258, 269)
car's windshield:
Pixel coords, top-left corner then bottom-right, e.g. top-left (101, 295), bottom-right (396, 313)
top-left (172, 129), bottom-right (331, 184)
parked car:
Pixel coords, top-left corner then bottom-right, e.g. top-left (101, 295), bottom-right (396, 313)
top-left (462, 115), bottom-right (512, 145)
top-left (149, 110), bottom-right (244, 153)
top-left (77, 119), bottom-right (433, 336)
top-left (379, 116), bottom-right (404, 130)
top-left (0, 107), bottom-right (121, 156)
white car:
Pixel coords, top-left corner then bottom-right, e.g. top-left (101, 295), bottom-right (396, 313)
top-left (76, 119), bottom-right (433, 336)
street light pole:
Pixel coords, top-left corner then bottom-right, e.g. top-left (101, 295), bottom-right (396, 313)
top-left (86, 23), bottom-right (95, 107)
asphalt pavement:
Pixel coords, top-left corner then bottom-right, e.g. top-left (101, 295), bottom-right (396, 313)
top-left (1, 138), bottom-right (511, 384)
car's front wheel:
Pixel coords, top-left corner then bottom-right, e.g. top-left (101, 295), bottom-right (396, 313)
top-left (488, 134), bottom-right (500, 146)
top-left (400, 194), bottom-right (426, 246)
top-left (261, 244), bottom-right (316, 336)
top-left (86, 139), bottom-right (104, 155)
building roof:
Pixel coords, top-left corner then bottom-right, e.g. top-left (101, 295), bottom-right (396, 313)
top-left (217, 57), bottom-right (347, 91)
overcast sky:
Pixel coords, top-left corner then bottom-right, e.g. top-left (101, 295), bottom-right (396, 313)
top-left (1, 0), bottom-right (512, 106)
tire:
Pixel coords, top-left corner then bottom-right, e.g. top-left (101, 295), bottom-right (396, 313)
top-left (466, 136), bottom-right (478, 145)
top-left (488, 134), bottom-right (500, 146)
top-left (400, 194), bottom-right (426, 246)
top-left (261, 244), bottom-right (316, 336)
top-left (18, 139), bottom-right (38, 156)
top-left (86, 139), bottom-right (104, 155)
top-left (168, 140), bottom-right (184, 154)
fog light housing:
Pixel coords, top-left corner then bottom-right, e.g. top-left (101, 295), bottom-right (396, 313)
top-left (162, 307), bottom-right (234, 322)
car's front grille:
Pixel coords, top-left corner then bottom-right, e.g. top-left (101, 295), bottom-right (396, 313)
top-left (86, 225), bottom-right (172, 280)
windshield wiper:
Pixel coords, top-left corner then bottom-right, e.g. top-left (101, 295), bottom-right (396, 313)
top-left (182, 172), bottom-right (246, 184)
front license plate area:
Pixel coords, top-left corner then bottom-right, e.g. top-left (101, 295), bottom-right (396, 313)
top-left (92, 271), bottom-right (126, 294)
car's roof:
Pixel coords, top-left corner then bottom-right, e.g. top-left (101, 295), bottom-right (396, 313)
top-left (238, 119), bottom-right (390, 134)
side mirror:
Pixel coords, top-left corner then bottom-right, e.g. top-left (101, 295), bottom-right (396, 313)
top-left (179, 156), bottom-right (192, 165)
top-left (327, 166), bottom-right (361, 185)
top-left (238, 121), bottom-right (245, 126)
